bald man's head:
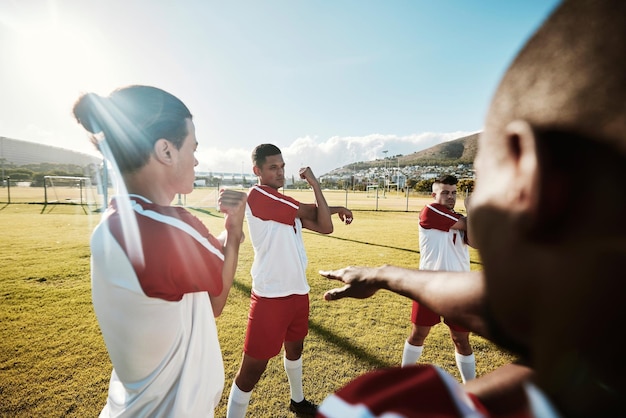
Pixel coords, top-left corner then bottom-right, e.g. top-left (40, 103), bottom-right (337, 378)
top-left (486, 0), bottom-right (626, 155)
top-left (470, 3), bottom-right (626, 414)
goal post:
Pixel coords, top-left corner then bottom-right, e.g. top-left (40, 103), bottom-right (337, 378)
top-left (366, 184), bottom-right (379, 198)
top-left (43, 175), bottom-right (99, 210)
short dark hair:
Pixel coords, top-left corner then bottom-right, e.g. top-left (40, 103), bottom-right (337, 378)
top-left (251, 143), bottom-right (281, 167)
top-left (434, 174), bottom-right (458, 186)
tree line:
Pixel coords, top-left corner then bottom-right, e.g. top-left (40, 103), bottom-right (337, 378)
top-left (1, 162), bottom-right (97, 187)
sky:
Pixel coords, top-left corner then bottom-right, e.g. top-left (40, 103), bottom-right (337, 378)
top-left (0, 0), bottom-right (561, 178)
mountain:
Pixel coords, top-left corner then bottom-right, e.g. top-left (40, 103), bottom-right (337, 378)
top-left (326, 132), bottom-right (479, 176)
top-left (0, 136), bottom-right (100, 168)
top-left (398, 132), bottom-right (479, 166)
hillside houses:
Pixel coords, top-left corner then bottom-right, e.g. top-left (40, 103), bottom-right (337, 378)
top-left (320, 163), bottom-right (474, 191)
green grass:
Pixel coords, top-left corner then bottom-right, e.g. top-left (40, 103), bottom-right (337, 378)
top-left (0, 202), bottom-right (514, 417)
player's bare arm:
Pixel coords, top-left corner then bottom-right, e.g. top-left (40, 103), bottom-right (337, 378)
top-left (450, 216), bottom-right (474, 247)
top-left (297, 166), bottom-right (333, 234)
top-left (217, 189), bottom-right (247, 245)
top-left (330, 206), bottom-right (353, 224)
top-left (320, 265), bottom-right (490, 337)
top-left (211, 188), bottom-right (247, 317)
top-left (450, 216), bottom-right (467, 231)
top-left (452, 194), bottom-right (476, 246)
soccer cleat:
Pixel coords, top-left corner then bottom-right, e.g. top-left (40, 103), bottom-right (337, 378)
top-left (289, 398), bottom-right (318, 416)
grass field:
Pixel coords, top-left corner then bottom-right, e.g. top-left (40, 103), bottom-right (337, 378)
top-left (0, 194), bottom-right (515, 417)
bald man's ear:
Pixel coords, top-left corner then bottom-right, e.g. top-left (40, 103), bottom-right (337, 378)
top-left (504, 120), bottom-right (540, 216)
top-left (504, 121), bottom-right (575, 239)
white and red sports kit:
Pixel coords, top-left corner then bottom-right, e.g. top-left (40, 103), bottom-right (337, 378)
top-left (242, 185), bottom-right (310, 359)
top-left (412, 203), bottom-right (470, 329)
top-left (245, 185), bottom-right (309, 297)
top-left (418, 203), bottom-right (469, 272)
top-left (91, 195), bottom-right (226, 417)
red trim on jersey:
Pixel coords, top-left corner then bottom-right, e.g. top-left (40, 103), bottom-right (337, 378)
top-left (317, 365), bottom-right (491, 418)
top-left (106, 197), bottom-right (224, 301)
top-left (420, 203), bottom-right (462, 232)
top-left (247, 185), bottom-right (299, 226)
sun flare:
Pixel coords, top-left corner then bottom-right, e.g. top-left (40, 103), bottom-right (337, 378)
top-left (2, 7), bottom-right (120, 105)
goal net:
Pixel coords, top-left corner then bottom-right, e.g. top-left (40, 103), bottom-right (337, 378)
top-left (366, 184), bottom-right (379, 198)
top-left (43, 176), bottom-right (99, 209)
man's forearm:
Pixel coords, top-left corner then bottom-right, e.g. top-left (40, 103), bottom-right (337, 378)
top-left (372, 266), bottom-right (489, 336)
top-left (309, 181), bottom-right (332, 231)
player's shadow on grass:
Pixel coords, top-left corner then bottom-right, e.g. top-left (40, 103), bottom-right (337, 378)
top-left (308, 321), bottom-right (391, 369)
top-left (304, 230), bottom-right (482, 267)
top-left (305, 230), bottom-right (419, 255)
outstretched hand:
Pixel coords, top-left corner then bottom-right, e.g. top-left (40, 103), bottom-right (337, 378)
top-left (319, 266), bottom-right (380, 301)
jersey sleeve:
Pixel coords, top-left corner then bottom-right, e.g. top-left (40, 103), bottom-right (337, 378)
top-left (419, 204), bottom-right (462, 232)
top-left (107, 201), bottom-right (225, 302)
top-left (247, 185), bottom-right (299, 226)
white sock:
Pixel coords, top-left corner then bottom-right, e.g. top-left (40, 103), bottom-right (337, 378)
top-left (284, 356), bottom-right (304, 402)
top-left (226, 383), bottom-right (252, 418)
top-left (455, 352), bottom-right (476, 383)
top-left (401, 341), bottom-right (423, 367)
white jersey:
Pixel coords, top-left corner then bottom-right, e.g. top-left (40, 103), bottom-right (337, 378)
top-left (92, 195), bottom-right (225, 417)
top-left (418, 203), bottom-right (470, 272)
top-left (245, 185), bottom-right (309, 297)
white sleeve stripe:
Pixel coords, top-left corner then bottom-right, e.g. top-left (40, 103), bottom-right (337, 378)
top-left (130, 200), bottom-right (225, 262)
top-left (252, 185), bottom-right (299, 209)
top-left (317, 394), bottom-right (382, 418)
top-left (426, 204), bottom-right (459, 222)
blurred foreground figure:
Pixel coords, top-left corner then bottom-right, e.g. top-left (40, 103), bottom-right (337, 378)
top-left (318, 0), bottom-right (626, 417)
top-left (74, 85), bottom-right (246, 417)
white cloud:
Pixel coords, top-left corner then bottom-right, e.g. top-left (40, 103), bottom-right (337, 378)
top-left (195, 131), bottom-right (477, 178)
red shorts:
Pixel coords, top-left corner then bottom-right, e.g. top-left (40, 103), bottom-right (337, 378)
top-left (244, 292), bottom-right (310, 360)
top-left (411, 301), bottom-right (468, 332)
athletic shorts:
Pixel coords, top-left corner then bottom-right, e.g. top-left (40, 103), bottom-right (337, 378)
top-left (411, 301), bottom-right (468, 332)
top-left (243, 292), bottom-right (310, 360)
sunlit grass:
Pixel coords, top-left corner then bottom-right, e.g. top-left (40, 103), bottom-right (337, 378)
top-left (0, 203), bottom-right (512, 417)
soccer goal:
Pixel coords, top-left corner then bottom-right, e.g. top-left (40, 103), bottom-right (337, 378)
top-left (366, 184), bottom-right (379, 198)
top-left (43, 176), bottom-right (99, 211)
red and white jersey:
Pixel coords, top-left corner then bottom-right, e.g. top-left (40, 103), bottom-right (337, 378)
top-left (245, 185), bottom-right (309, 297)
top-left (419, 203), bottom-right (469, 272)
top-left (91, 195), bottom-right (225, 417)
top-left (316, 364), bottom-right (562, 418)
top-left (317, 365), bottom-right (488, 418)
